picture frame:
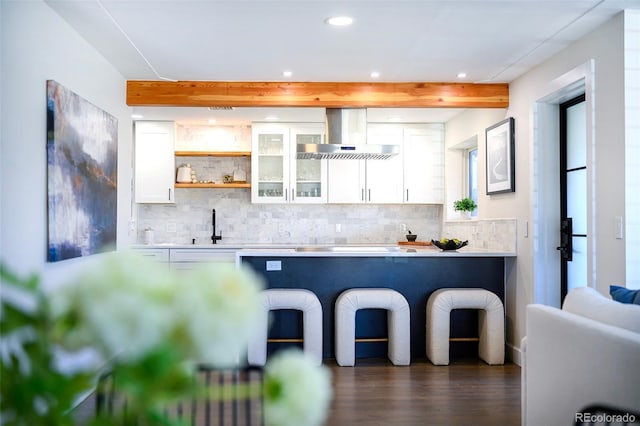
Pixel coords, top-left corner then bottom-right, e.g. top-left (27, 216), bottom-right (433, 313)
top-left (485, 117), bottom-right (515, 195)
top-left (46, 80), bottom-right (118, 262)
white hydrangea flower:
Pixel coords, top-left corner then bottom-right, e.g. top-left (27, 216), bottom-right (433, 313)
top-left (174, 263), bottom-right (263, 367)
top-left (50, 252), bottom-right (177, 361)
top-left (264, 349), bottom-right (332, 426)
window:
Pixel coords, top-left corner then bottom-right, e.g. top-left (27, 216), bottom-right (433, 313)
top-left (466, 147), bottom-right (478, 217)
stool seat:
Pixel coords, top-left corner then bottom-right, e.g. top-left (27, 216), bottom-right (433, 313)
top-left (426, 288), bottom-right (504, 365)
top-left (335, 288), bottom-right (410, 366)
top-left (248, 289), bottom-right (322, 366)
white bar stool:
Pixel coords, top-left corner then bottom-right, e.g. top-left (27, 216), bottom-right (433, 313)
top-left (335, 288), bottom-right (411, 366)
top-left (426, 288), bottom-right (504, 365)
top-left (248, 288), bottom-right (323, 366)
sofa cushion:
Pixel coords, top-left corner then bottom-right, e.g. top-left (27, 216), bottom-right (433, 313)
top-left (562, 287), bottom-right (640, 334)
top-left (610, 285), bottom-right (640, 305)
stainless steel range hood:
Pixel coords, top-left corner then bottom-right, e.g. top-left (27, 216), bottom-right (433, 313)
top-left (296, 108), bottom-right (400, 160)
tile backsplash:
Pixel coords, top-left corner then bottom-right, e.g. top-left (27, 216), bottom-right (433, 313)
top-left (137, 189), bottom-right (443, 245)
top-left (442, 218), bottom-right (517, 252)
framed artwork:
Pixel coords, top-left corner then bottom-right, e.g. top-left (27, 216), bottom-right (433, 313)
top-left (485, 117), bottom-right (515, 195)
top-left (46, 80), bottom-right (118, 262)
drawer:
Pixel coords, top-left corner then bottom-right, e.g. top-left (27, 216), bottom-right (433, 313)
top-left (133, 248), bottom-right (169, 262)
top-left (169, 248), bottom-right (237, 263)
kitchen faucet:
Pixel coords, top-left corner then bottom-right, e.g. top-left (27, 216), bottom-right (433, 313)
top-left (211, 208), bottom-right (222, 244)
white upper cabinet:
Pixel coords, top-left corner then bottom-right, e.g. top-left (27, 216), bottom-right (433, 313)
top-left (252, 123), bottom-right (326, 204)
top-left (134, 121), bottom-right (175, 203)
top-left (403, 124), bottom-right (445, 204)
top-left (365, 124), bottom-right (404, 203)
top-left (327, 159), bottom-right (366, 203)
top-left (327, 123), bottom-right (444, 204)
top-left (327, 124), bottom-right (403, 204)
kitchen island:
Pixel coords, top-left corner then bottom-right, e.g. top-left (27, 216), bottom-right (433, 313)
top-left (237, 246), bottom-right (516, 361)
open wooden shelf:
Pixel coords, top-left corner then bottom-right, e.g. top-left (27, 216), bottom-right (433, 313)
top-left (175, 151), bottom-right (251, 157)
top-left (175, 182), bottom-right (250, 188)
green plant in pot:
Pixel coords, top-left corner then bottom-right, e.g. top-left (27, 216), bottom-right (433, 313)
top-left (453, 197), bottom-right (477, 219)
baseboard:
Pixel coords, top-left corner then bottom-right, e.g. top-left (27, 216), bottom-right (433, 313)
top-left (507, 343), bottom-right (522, 366)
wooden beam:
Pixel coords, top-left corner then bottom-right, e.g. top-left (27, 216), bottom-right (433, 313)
top-left (126, 81), bottom-right (508, 108)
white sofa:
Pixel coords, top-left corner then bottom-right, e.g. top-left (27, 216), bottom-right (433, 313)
top-left (521, 287), bottom-right (640, 426)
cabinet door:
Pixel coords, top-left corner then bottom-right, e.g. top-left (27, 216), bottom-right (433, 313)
top-left (290, 126), bottom-right (327, 203)
top-left (403, 125), bottom-right (444, 203)
top-left (251, 125), bottom-right (290, 203)
top-left (134, 121), bottom-right (175, 203)
top-left (366, 124), bottom-right (403, 203)
top-left (327, 159), bottom-right (366, 203)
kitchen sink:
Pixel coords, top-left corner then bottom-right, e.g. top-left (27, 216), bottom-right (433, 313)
top-left (295, 246), bottom-right (401, 253)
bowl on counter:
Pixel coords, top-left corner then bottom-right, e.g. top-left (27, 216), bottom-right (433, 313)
top-left (406, 233), bottom-right (417, 242)
top-left (431, 238), bottom-right (468, 251)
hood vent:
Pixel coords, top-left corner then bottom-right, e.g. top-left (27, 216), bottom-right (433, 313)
top-left (296, 108), bottom-right (400, 160)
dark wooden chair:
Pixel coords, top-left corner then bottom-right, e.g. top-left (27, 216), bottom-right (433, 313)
top-left (96, 364), bottom-right (264, 426)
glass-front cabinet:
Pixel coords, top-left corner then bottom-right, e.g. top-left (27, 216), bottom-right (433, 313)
top-left (252, 123), bottom-right (326, 204)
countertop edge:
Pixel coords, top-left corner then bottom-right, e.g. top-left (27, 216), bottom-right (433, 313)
top-left (131, 244), bottom-right (516, 257)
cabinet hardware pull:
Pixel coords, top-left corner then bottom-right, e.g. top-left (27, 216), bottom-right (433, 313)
top-left (291, 188), bottom-right (294, 201)
top-left (406, 189), bottom-right (409, 201)
top-left (168, 188), bottom-right (172, 200)
top-left (361, 188), bottom-right (364, 201)
top-left (368, 189), bottom-right (371, 202)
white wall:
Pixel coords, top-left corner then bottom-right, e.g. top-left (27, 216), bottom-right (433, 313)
top-left (502, 11), bottom-right (632, 361)
top-left (444, 108), bottom-right (507, 220)
top-left (624, 10), bottom-right (640, 289)
top-left (0, 0), bottom-right (132, 287)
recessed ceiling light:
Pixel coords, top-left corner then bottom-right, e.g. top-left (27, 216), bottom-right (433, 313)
top-left (283, 70), bottom-right (293, 78)
top-left (457, 72), bottom-right (467, 79)
top-left (208, 119), bottom-right (217, 124)
top-left (370, 71), bottom-right (380, 79)
top-left (325, 16), bottom-right (353, 26)
top-left (131, 114), bottom-right (144, 119)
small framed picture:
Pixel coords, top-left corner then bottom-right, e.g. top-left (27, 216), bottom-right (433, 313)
top-left (485, 117), bottom-right (515, 195)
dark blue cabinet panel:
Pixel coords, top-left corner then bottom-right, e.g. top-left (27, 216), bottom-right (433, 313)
top-left (241, 256), bottom-right (505, 360)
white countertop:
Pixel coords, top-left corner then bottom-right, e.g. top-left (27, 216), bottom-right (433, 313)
top-left (133, 243), bottom-right (516, 257)
top-left (236, 246), bottom-right (516, 257)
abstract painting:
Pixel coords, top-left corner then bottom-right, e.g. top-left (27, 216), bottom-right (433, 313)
top-left (485, 117), bottom-right (515, 195)
top-left (46, 80), bottom-right (118, 262)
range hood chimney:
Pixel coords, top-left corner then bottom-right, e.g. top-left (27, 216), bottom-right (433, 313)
top-left (296, 108), bottom-right (399, 160)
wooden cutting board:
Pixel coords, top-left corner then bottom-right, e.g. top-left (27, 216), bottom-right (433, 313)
top-left (398, 241), bottom-right (432, 246)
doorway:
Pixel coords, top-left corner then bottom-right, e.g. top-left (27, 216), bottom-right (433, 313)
top-left (532, 62), bottom-right (594, 308)
top-left (558, 94), bottom-right (587, 302)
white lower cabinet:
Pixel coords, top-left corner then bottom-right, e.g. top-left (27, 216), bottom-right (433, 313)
top-left (169, 248), bottom-right (237, 271)
top-left (134, 248), bottom-right (170, 263)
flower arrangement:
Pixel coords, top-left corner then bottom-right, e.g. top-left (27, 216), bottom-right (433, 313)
top-left (1, 252), bottom-right (332, 426)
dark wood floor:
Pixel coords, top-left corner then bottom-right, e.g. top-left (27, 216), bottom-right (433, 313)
top-left (325, 358), bottom-right (521, 426)
top-left (74, 358), bottom-right (521, 426)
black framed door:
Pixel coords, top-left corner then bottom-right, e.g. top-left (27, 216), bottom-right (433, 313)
top-left (558, 94), bottom-right (587, 303)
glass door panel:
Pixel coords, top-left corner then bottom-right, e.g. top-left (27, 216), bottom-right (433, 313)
top-left (252, 127), bottom-right (289, 203)
top-left (291, 127), bottom-right (326, 203)
top-left (559, 94), bottom-right (587, 302)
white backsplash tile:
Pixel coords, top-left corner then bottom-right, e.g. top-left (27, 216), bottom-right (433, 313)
top-left (442, 219), bottom-right (517, 252)
top-left (137, 189), bottom-right (442, 245)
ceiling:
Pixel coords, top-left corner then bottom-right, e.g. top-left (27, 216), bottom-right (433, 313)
top-left (45, 0), bottom-right (638, 125)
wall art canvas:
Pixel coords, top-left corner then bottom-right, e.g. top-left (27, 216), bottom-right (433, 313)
top-left (46, 80), bottom-right (118, 262)
top-left (485, 117), bottom-right (515, 195)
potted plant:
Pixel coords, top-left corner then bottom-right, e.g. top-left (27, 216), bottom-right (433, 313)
top-left (453, 197), bottom-right (477, 219)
